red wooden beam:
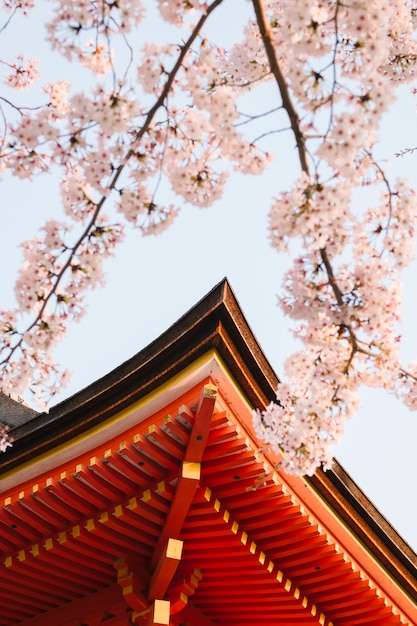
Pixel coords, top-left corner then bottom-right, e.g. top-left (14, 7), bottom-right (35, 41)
top-left (184, 384), bottom-right (217, 460)
top-left (149, 461), bottom-right (200, 572)
top-left (6, 584), bottom-right (123, 626)
top-left (148, 538), bottom-right (183, 601)
top-left (149, 385), bottom-right (217, 574)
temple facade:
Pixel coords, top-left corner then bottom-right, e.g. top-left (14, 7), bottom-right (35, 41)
top-left (0, 280), bottom-right (416, 626)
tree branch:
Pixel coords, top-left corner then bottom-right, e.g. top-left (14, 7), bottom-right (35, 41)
top-left (2, 0), bottom-right (225, 369)
top-left (251, 0), bottom-right (309, 174)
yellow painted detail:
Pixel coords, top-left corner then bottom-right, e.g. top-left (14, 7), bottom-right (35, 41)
top-left (276, 570), bottom-right (283, 583)
top-left (18, 491), bottom-right (24, 500)
top-left (214, 499), bottom-right (221, 512)
top-left (259, 552), bottom-right (265, 565)
top-left (143, 489), bottom-right (151, 502)
top-left (241, 532), bottom-right (248, 545)
top-left (4, 497), bottom-right (11, 506)
top-left (302, 596), bottom-right (308, 608)
top-left (204, 487), bottom-right (212, 501)
top-left (119, 441), bottom-right (126, 450)
top-left (46, 477), bottom-right (52, 487)
top-left (60, 471), bottom-right (67, 480)
top-left (133, 434), bottom-right (140, 443)
top-left (5, 556), bottom-right (12, 568)
top-left (148, 424), bottom-right (156, 434)
top-left (59, 532), bottom-right (67, 544)
top-left (32, 484), bottom-right (38, 493)
top-left (45, 538), bottom-right (53, 550)
top-left (311, 604), bottom-right (317, 617)
top-left (231, 521), bottom-right (239, 534)
top-left (267, 561), bottom-right (274, 573)
top-left (100, 511), bottom-right (109, 523)
top-left (203, 383), bottom-right (218, 399)
top-left (75, 463), bottom-right (82, 473)
top-left (250, 541), bottom-right (256, 555)
top-left (156, 481), bottom-right (165, 494)
top-left (166, 538), bottom-right (183, 560)
top-left (285, 579), bottom-right (292, 592)
top-left (319, 613), bottom-right (326, 625)
top-left (128, 497), bottom-right (137, 510)
top-left (18, 550), bottom-right (25, 562)
top-left (182, 461), bottom-right (200, 480)
top-left (72, 525), bottom-right (80, 538)
top-left (104, 448), bottom-right (111, 458)
top-left (294, 587), bottom-right (300, 599)
top-left (154, 599), bottom-right (170, 625)
top-left (31, 544), bottom-right (39, 557)
top-left (114, 504), bottom-right (123, 518)
top-left (223, 510), bottom-right (230, 523)
top-left (86, 519), bottom-right (95, 531)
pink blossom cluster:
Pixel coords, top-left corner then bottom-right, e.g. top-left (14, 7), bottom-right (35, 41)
top-left (0, 425), bottom-right (12, 453)
top-left (46, 0), bottom-right (144, 64)
top-left (253, 0), bottom-right (417, 473)
top-left (3, 0), bottom-right (34, 15)
top-left (4, 55), bottom-right (39, 90)
top-left (1, 0), bottom-right (417, 471)
top-left (157, 0), bottom-right (209, 27)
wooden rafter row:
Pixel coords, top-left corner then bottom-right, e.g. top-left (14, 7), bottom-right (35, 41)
top-left (202, 485), bottom-right (334, 626)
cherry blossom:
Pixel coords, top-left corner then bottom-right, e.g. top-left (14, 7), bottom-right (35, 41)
top-left (1, 0), bottom-right (417, 473)
top-left (3, 55), bottom-right (39, 90)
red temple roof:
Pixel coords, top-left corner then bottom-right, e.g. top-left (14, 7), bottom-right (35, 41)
top-left (0, 279), bottom-right (415, 626)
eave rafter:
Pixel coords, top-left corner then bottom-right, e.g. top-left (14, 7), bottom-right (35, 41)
top-left (0, 383), bottom-right (411, 626)
top-left (201, 484), bottom-right (334, 626)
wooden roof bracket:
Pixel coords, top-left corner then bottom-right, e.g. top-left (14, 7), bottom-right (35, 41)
top-left (149, 384), bottom-right (218, 576)
top-left (117, 384), bottom-right (217, 625)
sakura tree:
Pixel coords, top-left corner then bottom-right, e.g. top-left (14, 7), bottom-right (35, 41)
top-left (1, 0), bottom-right (417, 473)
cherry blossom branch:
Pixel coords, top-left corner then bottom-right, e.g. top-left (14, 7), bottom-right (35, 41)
top-left (0, 6), bottom-right (17, 35)
top-left (395, 146), bottom-right (417, 157)
top-left (1, 0), bottom-right (225, 370)
top-left (251, 125), bottom-right (292, 145)
top-left (252, 0), bottom-right (359, 364)
top-left (400, 366), bottom-right (417, 383)
top-left (319, 248), bottom-right (343, 306)
top-left (254, 1), bottom-right (389, 385)
top-left (319, 248), bottom-right (361, 374)
top-left (236, 106), bottom-right (283, 127)
top-left (251, 0), bottom-right (309, 174)
top-left (106, 0), bottom-right (225, 189)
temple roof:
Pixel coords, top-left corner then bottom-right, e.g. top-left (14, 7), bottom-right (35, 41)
top-left (0, 279), bottom-right (415, 626)
top-left (0, 391), bottom-right (38, 428)
top-left (1, 279), bottom-right (278, 470)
